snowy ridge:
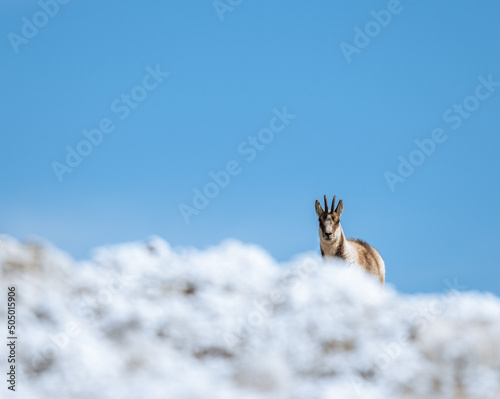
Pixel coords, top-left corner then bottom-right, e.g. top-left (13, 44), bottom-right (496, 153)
top-left (1, 235), bottom-right (500, 399)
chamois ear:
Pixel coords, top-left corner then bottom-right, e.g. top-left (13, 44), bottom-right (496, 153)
top-left (315, 199), bottom-right (324, 217)
top-left (335, 199), bottom-right (343, 217)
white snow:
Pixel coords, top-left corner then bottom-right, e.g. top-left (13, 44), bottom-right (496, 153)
top-left (1, 235), bottom-right (500, 399)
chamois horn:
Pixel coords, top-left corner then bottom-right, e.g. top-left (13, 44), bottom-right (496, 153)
top-left (331, 195), bottom-right (336, 213)
top-left (324, 195), bottom-right (328, 213)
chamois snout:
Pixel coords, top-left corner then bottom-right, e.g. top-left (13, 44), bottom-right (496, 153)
top-left (319, 216), bottom-right (337, 242)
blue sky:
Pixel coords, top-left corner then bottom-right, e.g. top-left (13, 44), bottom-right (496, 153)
top-left (1, 1), bottom-right (499, 294)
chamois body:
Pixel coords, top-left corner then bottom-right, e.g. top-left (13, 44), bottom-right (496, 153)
top-left (315, 195), bottom-right (385, 284)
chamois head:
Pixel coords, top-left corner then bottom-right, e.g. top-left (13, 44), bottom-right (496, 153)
top-left (315, 195), bottom-right (344, 243)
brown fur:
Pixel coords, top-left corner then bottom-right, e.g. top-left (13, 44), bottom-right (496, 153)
top-left (315, 196), bottom-right (385, 284)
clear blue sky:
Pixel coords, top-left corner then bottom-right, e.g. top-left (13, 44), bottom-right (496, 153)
top-left (1, 1), bottom-right (499, 294)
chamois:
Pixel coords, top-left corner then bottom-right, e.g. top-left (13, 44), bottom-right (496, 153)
top-left (315, 195), bottom-right (385, 284)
